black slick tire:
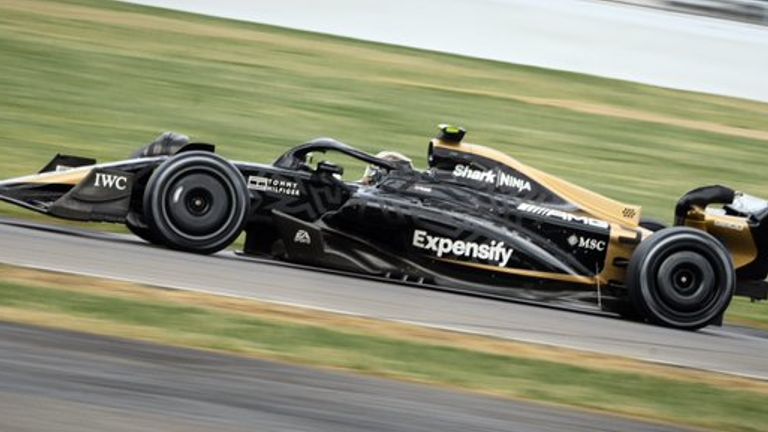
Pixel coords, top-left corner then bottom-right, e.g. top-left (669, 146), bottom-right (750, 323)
top-left (126, 220), bottom-right (161, 245)
top-left (143, 151), bottom-right (249, 254)
top-left (639, 218), bottom-right (667, 232)
top-left (626, 227), bottom-right (735, 330)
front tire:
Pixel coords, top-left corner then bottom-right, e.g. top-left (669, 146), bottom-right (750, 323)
top-left (126, 220), bottom-right (161, 245)
top-left (626, 227), bottom-right (735, 330)
top-left (143, 152), bottom-right (249, 254)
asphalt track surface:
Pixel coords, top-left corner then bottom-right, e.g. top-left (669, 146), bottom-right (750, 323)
top-left (1, 219), bottom-right (767, 381)
top-left (0, 322), bottom-right (685, 432)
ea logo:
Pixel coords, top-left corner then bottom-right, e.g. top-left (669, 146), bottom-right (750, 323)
top-left (294, 230), bottom-right (311, 245)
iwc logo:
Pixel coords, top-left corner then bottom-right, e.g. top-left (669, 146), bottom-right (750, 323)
top-left (94, 173), bottom-right (128, 191)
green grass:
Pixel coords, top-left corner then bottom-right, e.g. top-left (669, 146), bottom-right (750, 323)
top-left (0, 279), bottom-right (766, 432)
top-left (727, 297), bottom-right (768, 331)
top-left (1, 0), bottom-right (768, 221)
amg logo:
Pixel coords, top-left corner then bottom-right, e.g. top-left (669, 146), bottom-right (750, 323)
top-left (452, 165), bottom-right (532, 192)
top-left (568, 234), bottom-right (606, 251)
top-left (517, 203), bottom-right (610, 229)
top-left (412, 230), bottom-right (514, 267)
top-left (94, 173), bottom-right (128, 190)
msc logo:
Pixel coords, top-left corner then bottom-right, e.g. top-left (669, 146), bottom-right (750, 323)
top-left (567, 234), bottom-right (606, 251)
top-left (94, 173), bottom-right (128, 191)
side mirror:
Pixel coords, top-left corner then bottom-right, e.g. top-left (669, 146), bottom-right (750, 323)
top-left (316, 161), bottom-right (344, 177)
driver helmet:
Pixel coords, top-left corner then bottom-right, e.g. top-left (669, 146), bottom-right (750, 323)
top-left (360, 151), bottom-right (413, 185)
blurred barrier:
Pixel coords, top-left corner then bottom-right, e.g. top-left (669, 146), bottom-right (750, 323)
top-left (612, 0), bottom-right (768, 24)
top-left (666, 0), bottom-right (768, 22)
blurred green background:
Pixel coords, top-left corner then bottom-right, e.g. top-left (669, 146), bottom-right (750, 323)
top-left (1, 0), bottom-right (768, 222)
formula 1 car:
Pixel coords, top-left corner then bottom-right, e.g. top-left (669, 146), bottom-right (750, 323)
top-left (1, 126), bottom-right (766, 330)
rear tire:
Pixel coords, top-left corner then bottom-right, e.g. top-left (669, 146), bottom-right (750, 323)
top-left (143, 152), bottom-right (249, 254)
top-left (639, 218), bottom-right (667, 232)
top-left (626, 227), bottom-right (735, 330)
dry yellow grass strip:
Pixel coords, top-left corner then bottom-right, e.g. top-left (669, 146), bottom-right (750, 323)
top-left (380, 79), bottom-right (768, 142)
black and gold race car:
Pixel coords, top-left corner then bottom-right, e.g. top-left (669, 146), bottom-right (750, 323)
top-left (1, 125), bottom-right (766, 330)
